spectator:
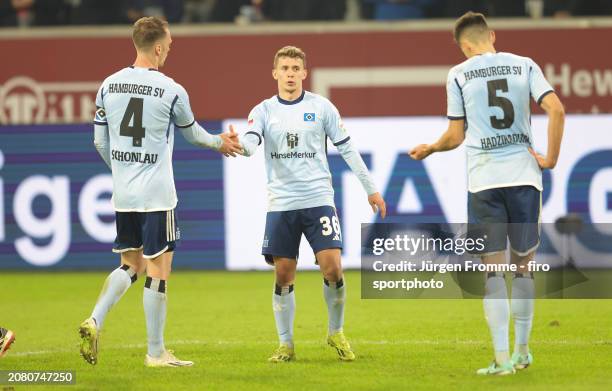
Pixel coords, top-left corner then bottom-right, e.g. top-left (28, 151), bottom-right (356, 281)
top-left (363, 0), bottom-right (435, 20)
top-left (72, 0), bottom-right (129, 24)
top-left (487, 0), bottom-right (526, 16)
top-left (129, 0), bottom-right (185, 23)
top-left (444, 0), bottom-right (525, 18)
top-left (262, 0), bottom-right (346, 21)
top-left (545, 0), bottom-right (612, 17)
top-left (1, 0), bottom-right (70, 27)
top-left (210, 0), bottom-right (249, 22)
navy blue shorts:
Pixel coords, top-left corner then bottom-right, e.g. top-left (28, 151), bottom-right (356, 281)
top-left (113, 210), bottom-right (179, 259)
top-left (467, 185), bottom-right (541, 256)
top-left (262, 205), bottom-right (343, 265)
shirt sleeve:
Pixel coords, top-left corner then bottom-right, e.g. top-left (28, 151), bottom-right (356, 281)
top-left (323, 100), bottom-right (350, 146)
top-left (240, 104), bottom-right (266, 157)
top-left (172, 84), bottom-right (196, 129)
top-left (93, 84), bottom-right (108, 126)
top-left (528, 58), bottom-right (554, 105)
top-left (323, 100), bottom-right (378, 195)
top-left (93, 84), bottom-right (110, 168)
top-left (446, 69), bottom-right (465, 120)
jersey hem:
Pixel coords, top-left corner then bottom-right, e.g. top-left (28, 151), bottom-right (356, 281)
top-left (268, 197), bottom-right (335, 212)
top-left (113, 204), bottom-right (177, 213)
top-left (468, 182), bottom-right (543, 193)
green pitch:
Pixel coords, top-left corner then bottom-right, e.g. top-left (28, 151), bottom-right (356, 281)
top-left (1, 271), bottom-right (611, 390)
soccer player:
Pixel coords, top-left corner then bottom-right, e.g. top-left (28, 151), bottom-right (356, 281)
top-left (79, 16), bottom-right (242, 367)
top-left (235, 46), bottom-right (386, 362)
top-left (0, 327), bottom-right (15, 357)
top-left (410, 12), bottom-right (564, 375)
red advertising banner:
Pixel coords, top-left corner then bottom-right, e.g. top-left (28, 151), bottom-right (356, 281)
top-left (1, 22), bottom-right (610, 124)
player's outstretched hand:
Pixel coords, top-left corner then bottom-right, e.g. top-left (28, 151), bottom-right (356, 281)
top-left (528, 147), bottom-right (555, 169)
top-left (219, 124), bottom-right (243, 157)
top-left (368, 192), bottom-right (387, 219)
top-left (409, 144), bottom-right (433, 160)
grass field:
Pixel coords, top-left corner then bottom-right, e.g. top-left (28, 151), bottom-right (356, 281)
top-left (1, 270), bottom-right (611, 391)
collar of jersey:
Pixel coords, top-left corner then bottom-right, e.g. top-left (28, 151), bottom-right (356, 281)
top-left (277, 90), bottom-right (305, 105)
top-left (128, 65), bottom-right (159, 72)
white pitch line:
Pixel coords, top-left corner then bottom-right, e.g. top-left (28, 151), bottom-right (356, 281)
top-left (11, 339), bottom-right (612, 357)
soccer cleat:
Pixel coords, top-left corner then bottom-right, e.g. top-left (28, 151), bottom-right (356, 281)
top-left (0, 328), bottom-right (15, 358)
top-left (327, 331), bottom-right (355, 361)
top-left (145, 350), bottom-right (193, 367)
top-left (78, 318), bottom-right (98, 365)
top-left (511, 352), bottom-right (533, 370)
top-left (268, 343), bottom-right (295, 363)
top-left (476, 360), bottom-right (516, 375)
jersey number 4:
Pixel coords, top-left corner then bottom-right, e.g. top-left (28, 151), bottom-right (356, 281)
top-left (487, 79), bottom-right (515, 130)
top-left (120, 97), bottom-right (146, 147)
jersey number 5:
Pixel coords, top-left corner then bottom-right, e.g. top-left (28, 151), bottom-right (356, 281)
top-left (120, 97), bottom-right (146, 147)
top-left (487, 79), bottom-right (515, 130)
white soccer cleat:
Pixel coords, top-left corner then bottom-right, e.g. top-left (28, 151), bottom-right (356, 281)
top-left (145, 349), bottom-right (193, 368)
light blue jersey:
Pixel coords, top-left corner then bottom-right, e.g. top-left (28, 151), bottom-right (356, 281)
top-left (241, 90), bottom-right (377, 212)
top-left (94, 66), bottom-right (221, 211)
top-left (447, 52), bottom-right (554, 193)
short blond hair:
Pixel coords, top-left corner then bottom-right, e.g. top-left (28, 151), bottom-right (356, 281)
top-left (132, 16), bottom-right (168, 50)
top-left (273, 46), bottom-right (306, 68)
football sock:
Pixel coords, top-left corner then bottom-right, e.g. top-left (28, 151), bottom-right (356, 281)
top-left (273, 284), bottom-right (295, 347)
top-left (91, 264), bottom-right (137, 329)
top-left (512, 271), bottom-right (535, 356)
top-left (143, 277), bottom-right (167, 358)
top-left (483, 272), bottom-right (510, 364)
top-left (323, 278), bottom-right (345, 334)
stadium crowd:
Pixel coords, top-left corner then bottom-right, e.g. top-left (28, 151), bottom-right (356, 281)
top-left (1, 0), bottom-right (611, 27)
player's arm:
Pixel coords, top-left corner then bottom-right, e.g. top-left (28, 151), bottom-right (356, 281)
top-left (325, 103), bottom-right (386, 218)
top-left (94, 120), bottom-right (111, 169)
top-left (410, 68), bottom-right (465, 160)
top-left (531, 93), bottom-right (564, 169)
top-left (179, 121), bottom-right (241, 156)
top-left (92, 85), bottom-right (111, 168)
top-left (236, 105), bottom-right (265, 157)
top-left (409, 119), bottom-right (465, 160)
top-left (173, 86), bottom-right (241, 156)
top-left (528, 60), bottom-right (565, 169)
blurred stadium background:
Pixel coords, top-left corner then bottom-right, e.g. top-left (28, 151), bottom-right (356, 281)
top-left (1, 0), bottom-right (611, 271)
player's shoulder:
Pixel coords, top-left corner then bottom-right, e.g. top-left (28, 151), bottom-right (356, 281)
top-left (448, 58), bottom-right (473, 79)
top-left (251, 95), bottom-right (276, 114)
top-left (149, 70), bottom-right (188, 97)
top-left (497, 51), bottom-right (534, 66)
top-left (100, 67), bottom-right (131, 86)
top-left (303, 91), bottom-right (337, 112)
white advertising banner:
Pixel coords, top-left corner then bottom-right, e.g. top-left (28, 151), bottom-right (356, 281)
top-left (223, 115), bottom-right (612, 270)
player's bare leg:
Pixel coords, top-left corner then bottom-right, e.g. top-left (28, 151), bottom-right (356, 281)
top-left (269, 257), bottom-right (297, 363)
top-left (477, 252), bottom-right (515, 375)
top-left (143, 251), bottom-right (192, 367)
top-left (80, 251), bottom-right (144, 365)
top-left (317, 249), bottom-right (354, 361)
top-left (509, 250), bottom-right (535, 369)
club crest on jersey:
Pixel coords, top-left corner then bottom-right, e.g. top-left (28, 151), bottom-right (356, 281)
top-left (95, 108), bottom-right (106, 122)
top-left (286, 132), bottom-right (299, 149)
top-left (303, 113), bottom-right (315, 122)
